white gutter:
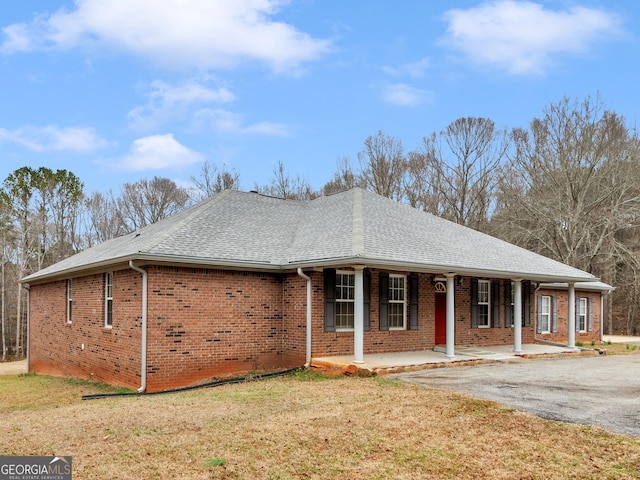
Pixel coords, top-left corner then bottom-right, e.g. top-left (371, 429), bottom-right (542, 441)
top-left (297, 268), bottom-right (312, 366)
top-left (23, 284), bottom-right (30, 372)
top-left (129, 261), bottom-right (148, 393)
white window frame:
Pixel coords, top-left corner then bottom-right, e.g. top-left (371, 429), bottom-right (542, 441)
top-left (577, 297), bottom-right (587, 332)
top-left (105, 272), bottom-right (113, 328)
top-left (539, 295), bottom-right (551, 334)
top-left (335, 270), bottom-right (355, 331)
top-left (388, 274), bottom-right (407, 330)
top-left (66, 279), bottom-right (73, 324)
top-left (477, 280), bottom-right (490, 328)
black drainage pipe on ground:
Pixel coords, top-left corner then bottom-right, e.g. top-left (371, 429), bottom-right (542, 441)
top-left (81, 366), bottom-right (305, 401)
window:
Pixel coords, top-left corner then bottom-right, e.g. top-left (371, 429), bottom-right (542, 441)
top-left (105, 272), bottom-right (113, 328)
top-left (66, 279), bottom-right (73, 324)
top-left (577, 297), bottom-right (587, 332)
top-left (335, 271), bottom-right (354, 330)
top-left (477, 280), bottom-right (490, 327)
top-left (539, 296), bottom-right (551, 333)
top-left (388, 274), bottom-right (406, 329)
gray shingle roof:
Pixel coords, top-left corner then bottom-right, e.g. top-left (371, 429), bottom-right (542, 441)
top-left (22, 187), bottom-right (598, 284)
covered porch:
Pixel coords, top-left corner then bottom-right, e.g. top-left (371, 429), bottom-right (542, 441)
top-left (332, 269), bottom-right (586, 366)
top-left (310, 342), bottom-right (593, 376)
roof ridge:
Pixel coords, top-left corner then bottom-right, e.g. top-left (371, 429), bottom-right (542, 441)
top-left (139, 189), bottom-right (234, 253)
top-left (351, 188), bottom-right (364, 257)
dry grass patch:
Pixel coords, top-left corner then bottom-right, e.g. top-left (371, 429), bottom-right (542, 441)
top-left (588, 341), bottom-right (640, 355)
top-left (1, 371), bottom-right (639, 479)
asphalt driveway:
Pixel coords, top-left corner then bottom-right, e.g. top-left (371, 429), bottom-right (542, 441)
top-left (396, 354), bottom-right (640, 437)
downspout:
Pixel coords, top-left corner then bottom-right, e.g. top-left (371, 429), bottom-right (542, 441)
top-left (23, 284), bottom-right (30, 372)
top-left (129, 261), bottom-right (148, 393)
top-left (297, 268), bottom-right (312, 367)
top-left (600, 292), bottom-right (604, 342)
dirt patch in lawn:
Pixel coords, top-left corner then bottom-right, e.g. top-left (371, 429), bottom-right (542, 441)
top-left (1, 371), bottom-right (639, 479)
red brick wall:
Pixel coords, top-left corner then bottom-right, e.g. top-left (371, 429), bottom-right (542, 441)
top-left (29, 270), bottom-right (142, 390)
top-left (144, 267), bottom-right (304, 392)
top-left (29, 266), bottom-right (305, 393)
top-left (534, 288), bottom-right (601, 344)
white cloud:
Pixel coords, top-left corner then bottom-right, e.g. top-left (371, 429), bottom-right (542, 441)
top-left (1, 0), bottom-right (331, 73)
top-left (107, 134), bottom-right (204, 171)
top-left (382, 58), bottom-right (431, 78)
top-left (382, 84), bottom-right (433, 107)
top-left (441, 0), bottom-right (623, 75)
top-left (194, 109), bottom-right (291, 136)
top-left (0, 125), bottom-right (109, 152)
top-left (128, 79), bottom-right (236, 130)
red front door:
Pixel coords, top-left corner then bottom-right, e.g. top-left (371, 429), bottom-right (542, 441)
top-left (435, 293), bottom-right (447, 345)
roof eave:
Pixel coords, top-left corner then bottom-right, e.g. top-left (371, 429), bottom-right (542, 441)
top-left (21, 253), bottom-right (283, 285)
top-left (285, 256), bottom-right (598, 283)
top-left (22, 252), bottom-right (598, 286)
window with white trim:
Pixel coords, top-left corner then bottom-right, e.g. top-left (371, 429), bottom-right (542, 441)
top-left (577, 297), bottom-right (587, 332)
top-left (539, 295), bottom-right (551, 333)
top-left (105, 272), bottom-right (113, 328)
top-left (335, 271), bottom-right (355, 330)
top-left (66, 279), bottom-right (73, 324)
top-left (477, 280), bottom-right (490, 327)
top-left (388, 274), bottom-right (406, 329)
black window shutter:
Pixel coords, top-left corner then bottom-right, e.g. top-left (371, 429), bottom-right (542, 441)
top-left (379, 272), bottom-right (389, 331)
top-left (522, 281), bottom-right (531, 327)
top-left (504, 282), bottom-right (512, 328)
top-left (470, 278), bottom-right (478, 329)
top-left (588, 297), bottom-right (593, 332)
top-left (536, 295), bottom-right (543, 334)
top-left (575, 297), bottom-right (580, 332)
top-left (552, 295), bottom-right (558, 333)
top-left (324, 268), bottom-right (336, 332)
top-left (492, 280), bottom-right (501, 328)
top-left (364, 269), bottom-right (371, 331)
top-left (409, 273), bottom-right (419, 330)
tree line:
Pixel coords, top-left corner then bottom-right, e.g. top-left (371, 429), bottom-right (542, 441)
top-left (2, 94), bottom-right (639, 359)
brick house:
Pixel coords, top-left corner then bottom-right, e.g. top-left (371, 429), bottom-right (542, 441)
top-left (23, 188), bottom-right (612, 392)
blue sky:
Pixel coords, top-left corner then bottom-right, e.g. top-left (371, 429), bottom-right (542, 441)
top-left (0, 0), bottom-right (638, 195)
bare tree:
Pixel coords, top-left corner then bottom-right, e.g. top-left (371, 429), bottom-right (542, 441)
top-left (322, 156), bottom-right (362, 195)
top-left (83, 190), bottom-right (127, 246)
top-left (403, 149), bottom-right (446, 215)
top-left (493, 94), bottom-right (640, 333)
top-left (0, 200), bottom-right (15, 361)
top-left (411, 117), bottom-right (507, 230)
top-left (2, 167), bottom-right (38, 357)
top-left (190, 160), bottom-right (241, 200)
top-left (255, 160), bottom-right (318, 200)
top-left (358, 131), bottom-right (406, 201)
top-left (117, 176), bottom-right (193, 232)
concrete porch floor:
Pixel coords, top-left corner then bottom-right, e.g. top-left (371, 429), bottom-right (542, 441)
top-left (310, 343), bottom-right (591, 375)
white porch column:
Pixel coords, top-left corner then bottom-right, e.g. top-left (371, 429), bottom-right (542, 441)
top-left (568, 283), bottom-right (576, 348)
top-left (513, 279), bottom-right (523, 354)
top-left (445, 274), bottom-right (456, 359)
top-left (353, 266), bottom-right (365, 363)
